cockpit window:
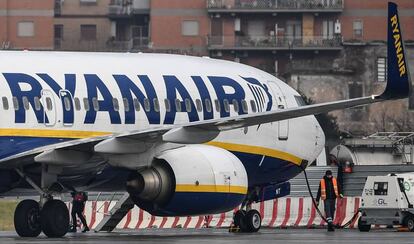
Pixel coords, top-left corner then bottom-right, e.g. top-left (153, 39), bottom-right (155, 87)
top-left (294, 96), bottom-right (307, 107)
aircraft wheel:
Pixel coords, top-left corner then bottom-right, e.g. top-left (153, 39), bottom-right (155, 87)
top-left (14, 199), bottom-right (42, 237)
top-left (243, 209), bottom-right (261, 233)
top-left (40, 200), bottom-right (69, 238)
top-left (404, 215), bottom-right (414, 232)
top-left (357, 217), bottom-right (371, 232)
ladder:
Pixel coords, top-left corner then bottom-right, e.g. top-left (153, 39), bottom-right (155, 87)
top-left (94, 193), bottom-right (135, 232)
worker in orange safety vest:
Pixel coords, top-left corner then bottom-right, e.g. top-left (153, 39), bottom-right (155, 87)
top-left (316, 170), bottom-right (343, 232)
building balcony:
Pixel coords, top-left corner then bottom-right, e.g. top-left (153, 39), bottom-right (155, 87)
top-left (207, 35), bottom-right (343, 51)
top-left (54, 37), bottom-right (149, 52)
top-left (207, 0), bottom-right (344, 13)
top-left (108, 0), bottom-right (150, 18)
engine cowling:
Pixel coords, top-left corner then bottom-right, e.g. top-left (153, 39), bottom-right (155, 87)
top-left (126, 144), bottom-right (248, 216)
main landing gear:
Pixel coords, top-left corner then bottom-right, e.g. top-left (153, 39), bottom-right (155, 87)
top-left (232, 189), bottom-right (262, 233)
top-left (14, 168), bottom-right (70, 238)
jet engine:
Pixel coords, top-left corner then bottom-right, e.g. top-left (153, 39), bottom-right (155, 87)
top-left (126, 144), bottom-right (248, 216)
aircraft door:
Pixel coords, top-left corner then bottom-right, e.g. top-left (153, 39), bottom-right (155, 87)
top-left (266, 81), bottom-right (289, 140)
top-left (41, 89), bottom-right (56, 126)
top-left (59, 90), bottom-right (74, 126)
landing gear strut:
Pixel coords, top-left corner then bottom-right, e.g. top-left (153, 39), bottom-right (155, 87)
top-left (14, 168), bottom-right (70, 238)
top-left (232, 189), bottom-right (262, 233)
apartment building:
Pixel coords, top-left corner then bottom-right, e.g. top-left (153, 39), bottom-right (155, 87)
top-left (0, 0), bottom-right (54, 50)
top-left (54, 0), bottom-right (149, 51)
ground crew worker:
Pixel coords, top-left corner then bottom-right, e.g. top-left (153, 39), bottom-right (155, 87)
top-left (69, 191), bottom-right (89, 233)
top-left (316, 170), bottom-right (343, 232)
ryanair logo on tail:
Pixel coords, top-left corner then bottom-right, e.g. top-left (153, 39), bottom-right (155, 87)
top-left (390, 14), bottom-right (406, 77)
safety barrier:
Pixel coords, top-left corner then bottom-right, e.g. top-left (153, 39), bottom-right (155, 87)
top-left (68, 197), bottom-right (361, 230)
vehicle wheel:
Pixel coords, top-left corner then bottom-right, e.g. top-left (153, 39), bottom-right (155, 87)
top-left (357, 217), bottom-right (371, 232)
top-left (40, 200), bottom-right (69, 238)
top-left (243, 209), bottom-right (262, 233)
top-left (404, 215), bottom-right (414, 232)
top-left (14, 199), bottom-right (41, 237)
top-left (233, 210), bottom-right (246, 228)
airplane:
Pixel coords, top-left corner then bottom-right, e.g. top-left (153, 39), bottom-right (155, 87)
top-left (0, 2), bottom-right (410, 238)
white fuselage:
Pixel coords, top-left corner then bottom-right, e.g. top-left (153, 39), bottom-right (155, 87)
top-left (0, 51), bottom-right (324, 186)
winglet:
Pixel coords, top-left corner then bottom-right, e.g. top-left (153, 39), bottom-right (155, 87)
top-left (379, 2), bottom-right (412, 99)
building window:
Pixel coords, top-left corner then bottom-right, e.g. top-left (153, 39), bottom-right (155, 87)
top-left (182, 21), bottom-right (199, 36)
top-left (377, 57), bottom-right (387, 82)
top-left (17, 21), bottom-right (35, 37)
top-left (80, 0), bottom-right (97, 6)
top-left (80, 25), bottom-right (97, 40)
top-left (353, 20), bottom-right (363, 39)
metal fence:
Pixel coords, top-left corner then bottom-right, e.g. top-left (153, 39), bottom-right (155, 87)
top-left (207, 0), bottom-right (344, 10)
top-left (208, 35), bottom-right (342, 49)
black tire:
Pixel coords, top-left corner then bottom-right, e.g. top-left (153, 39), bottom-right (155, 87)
top-left (40, 200), bottom-right (69, 238)
top-left (243, 209), bottom-right (262, 233)
top-left (357, 217), bottom-right (371, 232)
top-left (14, 199), bottom-right (41, 237)
top-left (404, 215), bottom-right (414, 232)
top-left (233, 210), bottom-right (246, 228)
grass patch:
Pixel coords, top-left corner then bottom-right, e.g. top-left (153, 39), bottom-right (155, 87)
top-left (0, 201), bottom-right (18, 231)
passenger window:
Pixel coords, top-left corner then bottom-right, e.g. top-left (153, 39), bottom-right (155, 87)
top-left (12, 97), bottom-right (19, 111)
top-left (175, 99), bottom-right (182, 112)
top-left (250, 100), bottom-right (257, 113)
top-left (113, 98), bottom-right (119, 112)
top-left (2, 97), bottom-right (9, 110)
top-left (45, 97), bottom-right (53, 111)
top-left (83, 98), bottom-right (90, 111)
top-left (185, 98), bottom-right (192, 112)
top-left (214, 99), bottom-right (220, 112)
top-left (64, 97), bottom-right (71, 111)
top-left (123, 98), bottom-right (130, 112)
top-left (205, 99), bottom-right (212, 113)
top-left (153, 98), bottom-right (160, 112)
top-left (144, 98), bottom-right (150, 112)
top-left (241, 100), bottom-right (248, 113)
top-left (34, 97), bottom-right (42, 111)
top-left (92, 97), bottom-right (100, 111)
top-left (232, 99), bottom-right (239, 113)
top-left (74, 98), bottom-right (81, 111)
top-left (164, 99), bottom-right (171, 112)
top-left (195, 99), bottom-right (202, 112)
top-left (223, 99), bottom-right (230, 113)
top-left (133, 98), bottom-right (140, 111)
top-left (22, 96), bottom-right (30, 110)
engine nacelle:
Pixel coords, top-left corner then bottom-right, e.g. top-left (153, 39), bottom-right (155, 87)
top-left (126, 144), bottom-right (248, 216)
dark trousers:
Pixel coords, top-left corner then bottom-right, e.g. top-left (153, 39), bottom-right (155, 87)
top-left (324, 199), bottom-right (336, 224)
top-left (71, 204), bottom-right (88, 228)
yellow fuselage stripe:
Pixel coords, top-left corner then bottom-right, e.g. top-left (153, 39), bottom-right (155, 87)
top-left (0, 128), bottom-right (111, 139)
top-left (175, 184), bottom-right (247, 195)
top-left (207, 141), bottom-right (303, 166)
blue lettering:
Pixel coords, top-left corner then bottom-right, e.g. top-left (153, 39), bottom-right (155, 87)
top-left (113, 75), bottom-right (160, 125)
top-left (192, 76), bottom-right (213, 120)
top-left (208, 76), bottom-right (246, 117)
top-left (163, 76), bottom-right (199, 124)
top-left (3, 73), bottom-right (45, 123)
top-left (84, 74), bottom-right (121, 124)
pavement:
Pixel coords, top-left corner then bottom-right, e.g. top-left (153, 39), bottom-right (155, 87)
top-left (0, 228), bottom-right (413, 244)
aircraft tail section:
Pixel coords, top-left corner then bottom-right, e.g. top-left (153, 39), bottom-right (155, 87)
top-left (380, 2), bottom-right (412, 99)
